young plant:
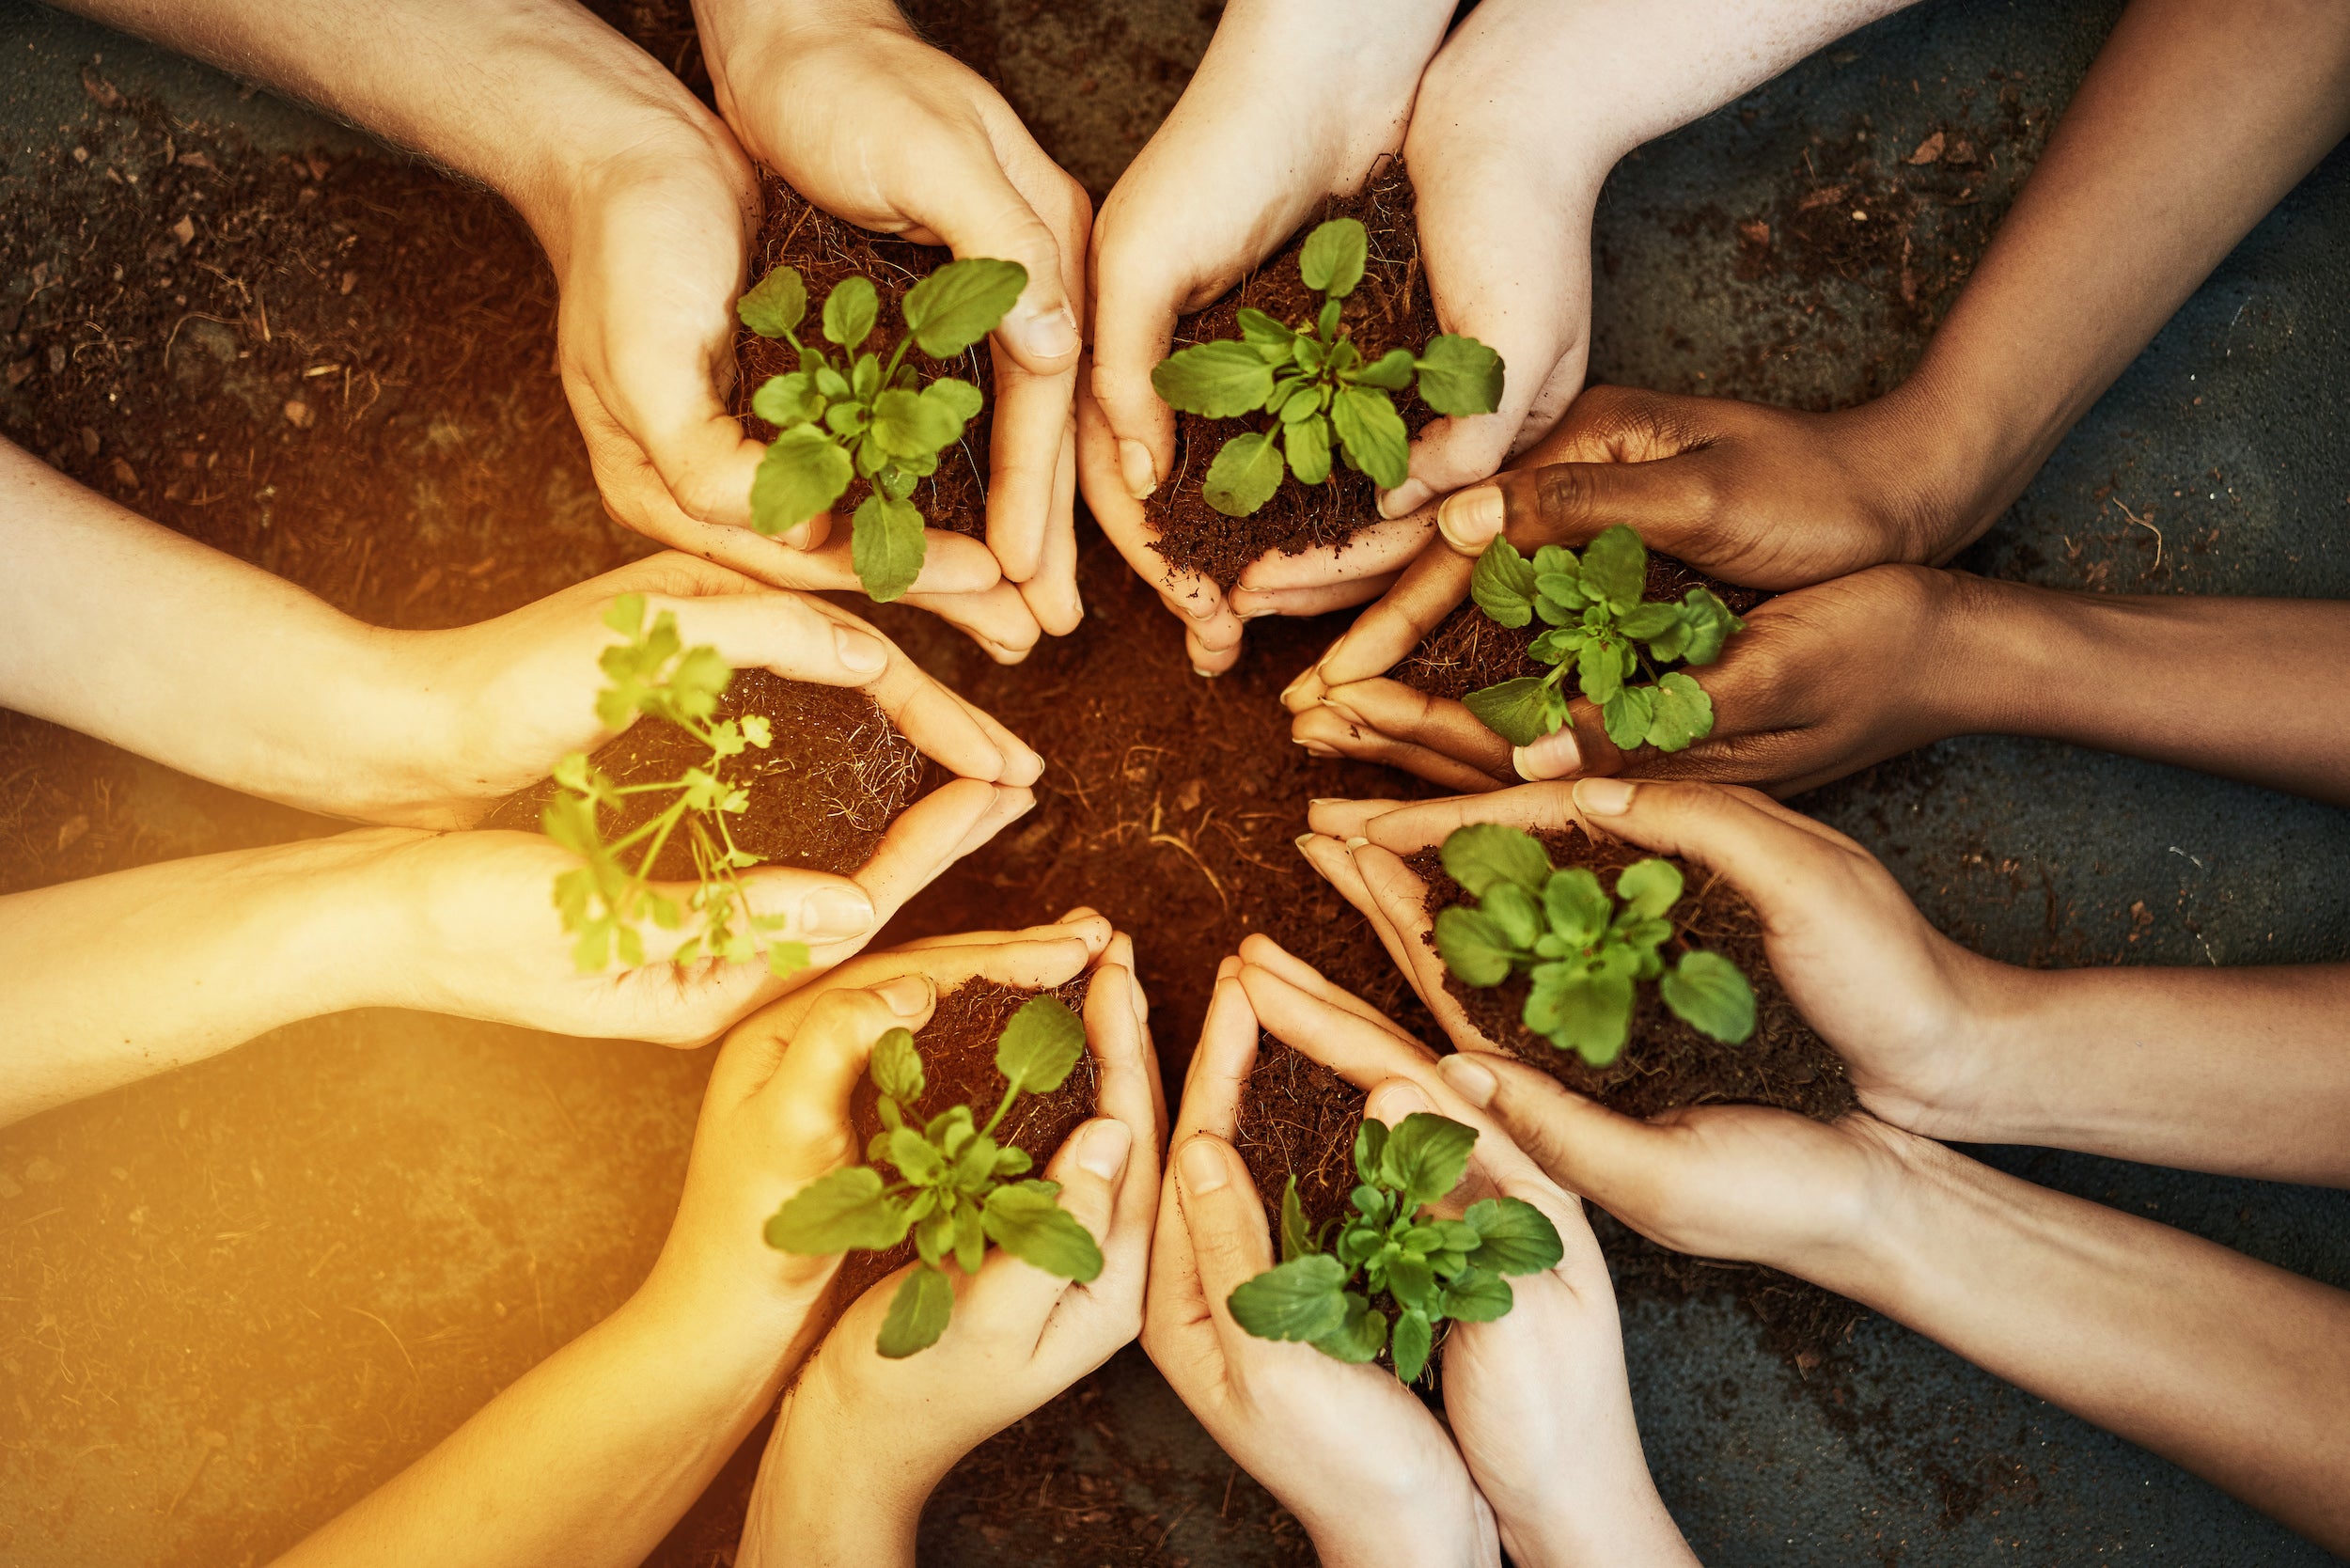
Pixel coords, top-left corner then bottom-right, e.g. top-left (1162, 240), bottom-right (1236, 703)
top-left (1150, 217), bottom-right (1504, 517)
top-left (1464, 524), bottom-right (1745, 754)
top-left (1432, 823), bottom-right (1756, 1065)
top-left (543, 593), bottom-right (810, 981)
top-left (736, 256), bottom-right (1026, 602)
top-left (763, 996), bottom-right (1103, 1357)
top-left (1227, 1112), bottom-right (1563, 1384)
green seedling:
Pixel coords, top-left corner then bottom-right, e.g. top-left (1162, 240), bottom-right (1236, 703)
top-left (1465, 524), bottom-right (1744, 753)
top-left (1151, 217), bottom-right (1503, 517)
top-left (1228, 1112), bottom-right (1563, 1384)
top-left (1432, 823), bottom-right (1756, 1066)
top-left (737, 256), bottom-right (1026, 602)
top-left (544, 593), bottom-right (810, 981)
top-left (764, 996), bottom-right (1102, 1357)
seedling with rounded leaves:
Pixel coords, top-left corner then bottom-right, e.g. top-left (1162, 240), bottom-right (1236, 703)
top-left (764, 996), bottom-right (1102, 1357)
top-left (1228, 1111), bottom-right (1562, 1384)
top-left (544, 593), bottom-right (811, 981)
top-left (737, 257), bottom-right (1026, 602)
top-left (1465, 525), bottom-right (1744, 753)
top-left (1432, 823), bottom-right (1756, 1065)
top-left (1151, 218), bottom-right (1504, 517)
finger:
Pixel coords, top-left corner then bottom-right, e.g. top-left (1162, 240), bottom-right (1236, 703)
top-left (1087, 229), bottom-right (1181, 498)
top-left (1231, 933), bottom-right (1418, 1043)
top-left (806, 525), bottom-right (1004, 598)
top-left (914, 138), bottom-right (1083, 379)
top-left (987, 359), bottom-right (1073, 586)
top-left (1086, 960), bottom-right (1164, 1185)
top-left (1077, 374), bottom-right (1242, 662)
top-left (975, 147), bottom-right (1088, 581)
top-left (822, 614), bottom-right (1042, 786)
top-left (1321, 679), bottom-right (1515, 779)
top-left (894, 914), bottom-right (1113, 956)
top-left (1349, 842), bottom-right (1496, 1053)
top-left (1229, 573), bottom-right (1399, 622)
top-left (839, 781), bottom-right (1033, 952)
top-left (1172, 1134), bottom-right (1275, 1341)
top-left (752, 932), bottom-right (1098, 1040)
top-left (751, 978), bottom-right (938, 1153)
top-left (1308, 547), bottom-right (1476, 693)
top-left (897, 580), bottom-right (1044, 666)
top-left (1172, 970), bottom-right (1261, 1145)
top-left (1292, 705), bottom-right (1505, 795)
top-left (1349, 783), bottom-right (1584, 855)
top-left (1233, 514), bottom-right (1435, 593)
top-left (979, 1115), bottom-right (1133, 1332)
top-left (1187, 617), bottom-right (1243, 679)
top-left (1013, 419), bottom-right (1085, 636)
top-left (1301, 797), bottom-right (1412, 839)
top-left (1288, 837), bottom-right (1441, 1032)
top-left (1562, 777), bottom-right (1869, 909)
top-left (1434, 1051), bottom-right (1683, 1215)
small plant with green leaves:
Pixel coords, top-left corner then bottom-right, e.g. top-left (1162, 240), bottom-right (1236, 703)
top-left (736, 256), bottom-right (1026, 602)
top-left (542, 594), bottom-right (810, 981)
top-left (1464, 524), bottom-right (1745, 754)
top-left (763, 996), bottom-right (1102, 1357)
top-left (1227, 1112), bottom-right (1563, 1384)
top-left (1432, 823), bottom-right (1755, 1065)
top-left (1150, 217), bottom-right (1504, 517)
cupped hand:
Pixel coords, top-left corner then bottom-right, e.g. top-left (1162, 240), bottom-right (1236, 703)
top-left (737, 922), bottom-right (1162, 1566)
top-left (1146, 961), bottom-right (1498, 1568)
top-left (695, 1), bottom-right (1091, 639)
top-left (1296, 777), bottom-right (2017, 1141)
top-left (1292, 562), bottom-right (1977, 796)
top-left (381, 551), bottom-right (1040, 831)
top-left (1084, 0), bottom-right (1455, 673)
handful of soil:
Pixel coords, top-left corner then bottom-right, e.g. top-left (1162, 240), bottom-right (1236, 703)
top-left (1233, 1033), bottom-right (1370, 1243)
top-left (835, 975), bottom-right (1100, 1306)
top-left (1148, 160), bottom-right (1436, 589)
top-left (478, 669), bottom-right (932, 879)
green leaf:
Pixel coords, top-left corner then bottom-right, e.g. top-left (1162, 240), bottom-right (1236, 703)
top-left (1525, 969), bottom-right (1635, 1066)
top-left (1575, 635), bottom-right (1626, 706)
top-left (1470, 539), bottom-right (1539, 629)
top-left (822, 275), bottom-right (879, 352)
top-left (1152, 340), bottom-right (1277, 417)
top-left (1464, 676), bottom-right (1568, 747)
top-left (870, 386), bottom-right (961, 459)
top-left (1543, 867), bottom-right (1611, 949)
top-left (1601, 684), bottom-right (1656, 751)
top-left (1299, 217), bottom-right (1368, 297)
top-left (902, 257), bottom-right (1026, 356)
top-left (877, 1264), bottom-right (955, 1357)
top-left (1278, 1175), bottom-right (1315, 1264)
top-left (1660, 949), bottom-right (1757, 1044)
top-left (1464, 1196), bottom-right (1566, 1274)
top-left (764, 1167), bottom-right (910, 1254)
top-left (887, 1124), bottom-right (946, 1185)
top-left (749, 425), bottom-right (852, 537)
top-left (1678, 588), bottom-right (1744, 666)
top-left (1282, 413), bottom-right (1333, 486)
top-left (1643, 670), bottom-right (1715, 753)
top-left (1310, 1293), bottom-right (1388, 1363)
top-left (1316, 297), bottom-right (1343, 341)
top-left (1614, 858), bottom-right (1684, 920)
top-left (1385, 1252), bottom-right (1436, 1311)
top-left (737, 265), bottom-right (807, 338)
top-left (1482, 882), bottom-right (1543, 950)
top-left (1617, 601), bottom-right (1680, 640)
top-left (1413, 334), bottom-right (1505, 417)
top-left (851, 492), bottom-right (927, 604)
top-left (1434, 907), bottom-right (1517, 987)
top-left (1353, 347), bottom-right (1416, 390)
top-left (751, 371), bottom-right (823, 430)
top-left (923, 376), bottom-right (985, 427)
top-left (1228, 1254), bottom-right (1350, 1341)
top-left (1237, 306), bottom-right (1297, 358)
top-left (870, 1027), bottom-right (925, 1105)
top-left (1380, 1112), bottom-right (1477, 1207)
top-left (952, 1201), bottom-right (986, 1275)
top-left (1440, 823), bottom-right (1553, 898)
top-left (1390, 1307), bottom-right (1434, 1384)
top-left (982, 1180), bottom-right (1104, 1281)
top-left (1579, 525), bottom-right (1648, 611)
top-left (1439, 1266), bottom-right (1516, 1322)
top-left (1352, 1119), bottom-right (1389, 1186)
top-left (1202, 430), bottom-right (1286, 516)
top-left (1329, 386), bottom-right (1408, 490)
top-left (995, 995), bottom-right (1087, 1092)
top-left (764, 940), bottom-right (810, 979)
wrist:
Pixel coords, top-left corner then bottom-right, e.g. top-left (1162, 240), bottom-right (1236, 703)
top-left (1795, 1121), bottom-right (1968, 1313)
top-left (745, 1376), bottom-right (932, 1567)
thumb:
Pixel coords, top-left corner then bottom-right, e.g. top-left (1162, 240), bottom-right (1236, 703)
top-left (1434, 1052), bottom-right (1672, 1215)
top-left (914, 145), bottom-right (1081, 378)
top-left (1433, 450), bottom-right (1719, 561)
top-left (1086, 223), bottom-right (1183, 501)
top-left (1562, 776), bottom-right (1868, 910)
top-left (747, 975), bottom-right (937, 1160)
top-left (1173, 1135), bottom-right (1275, 1328)
top-left (1387, 273), bottom-right (1582, 524)
top-left (632, 864), bottom-right (882, 972)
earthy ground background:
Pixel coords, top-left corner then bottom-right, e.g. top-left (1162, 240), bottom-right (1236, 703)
top-left (3, 0), bottom-right (2349, 1563)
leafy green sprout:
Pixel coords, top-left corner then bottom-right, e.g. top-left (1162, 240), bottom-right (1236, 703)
top-left (763, 995), bottom-right (1104, 1358)
top-left (1464, 524), bottom-right (1745, 754)
top-left (1227, 1112), bottom-right (1564, 1384)
top-left (543, 593), bottom-right (811, 981)
top-left (1432, 823), bottom-right (1756, 1066)
top-left (1149, 217), bottom-right (1505, 517)
top-left (736, 256), bottom-right (1027, 603)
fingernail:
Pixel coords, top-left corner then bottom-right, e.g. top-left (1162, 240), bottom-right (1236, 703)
top-left (1215, 954), bottom-right (1244, 980)
top-left (1380, 478), bottom-right (1434, 520)
top-left (1278, 661), bottom-right (1326, 709)
top-left (1512, 726), bottom-right (1582, 782)
top-left (1075, 1118), bottom-right (1133, 1180)
top-left (1293, 831), bottom-right (1321, 856)
top-left (802, 883), bottom-right (878, 940)
top-left (1010, 302), bottom-right (1080, 361)
top-left (834, 625), bottom-right (887, 675)
top-left (1192, 665), bottom-right (1221, 681)
top-left (1237, 604), bottom-right (1279, 621)
top-left (1343, 836), bottom-right (1369, 850)
top-left (875, 974), bottom-right (933, 1015)
top-left (1437, 485), bottom-right (1505, 554)
top-left (1178, 591), bottom-right (1217, 622)
top-left (1178, 1136), bottom-right (1230, 1195)
top-left (1295, 738), bottom-right (1338, 759)
top-left (1119, 438), bottom-right (1158, 500)
top-left (1368, 1079), bottom-right (1434, 1121)
top-left (1308, 797), bottom-right (1342, 808)
top-left (1574, 777), bottom-right (1638, 816)
top-left (1439, 1054), bottom-right (1496, 1107)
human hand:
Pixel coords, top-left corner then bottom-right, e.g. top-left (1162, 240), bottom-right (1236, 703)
top-left (1297, 777), bottom-right (2020, 1142)
top-left (1146, 960), bottom-right (1499, 1567)
top-left (1289, 561), bottom-right (1978, 795)
top-left (693, 0), bottom-right (1090, 641)
top-left (1230, 939), bottom-right (1697, 1568)
top-left (737, 919), bottom-right (1162, 1567)
top-left (1084, 0), bottom-right (1454, 673)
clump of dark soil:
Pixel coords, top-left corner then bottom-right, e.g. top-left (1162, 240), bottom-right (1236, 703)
top-left (832, 975), bottom-right (1099, 1307)
top-left (1233, 1036), bottom-right (1369, 1242)
top-left (732, 175), bottom-right (992, 541)
top-left (478, 669), bottom-right (930, 878)
top-left (1147, 159), bottom-right (1435, 589)
top-left (1395, 554), bottom-right (1771, 705)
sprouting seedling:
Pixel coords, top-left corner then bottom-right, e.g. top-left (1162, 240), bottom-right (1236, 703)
top-left (763, 996), bottom-right (1101, 1357)
top-left (1226, 1112), bottom-right (1563, 1384)
top-left (543, 593), bottom-right (810, 981)
top-left (1464, 524), bottom-right (1744, 754)
top-left (736, 256), bottom-right (1026, 603)
top-left (1432, 823), bottom-right (1755, 1065)
top-left (1150, 217), bottom-right (1504, 517)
